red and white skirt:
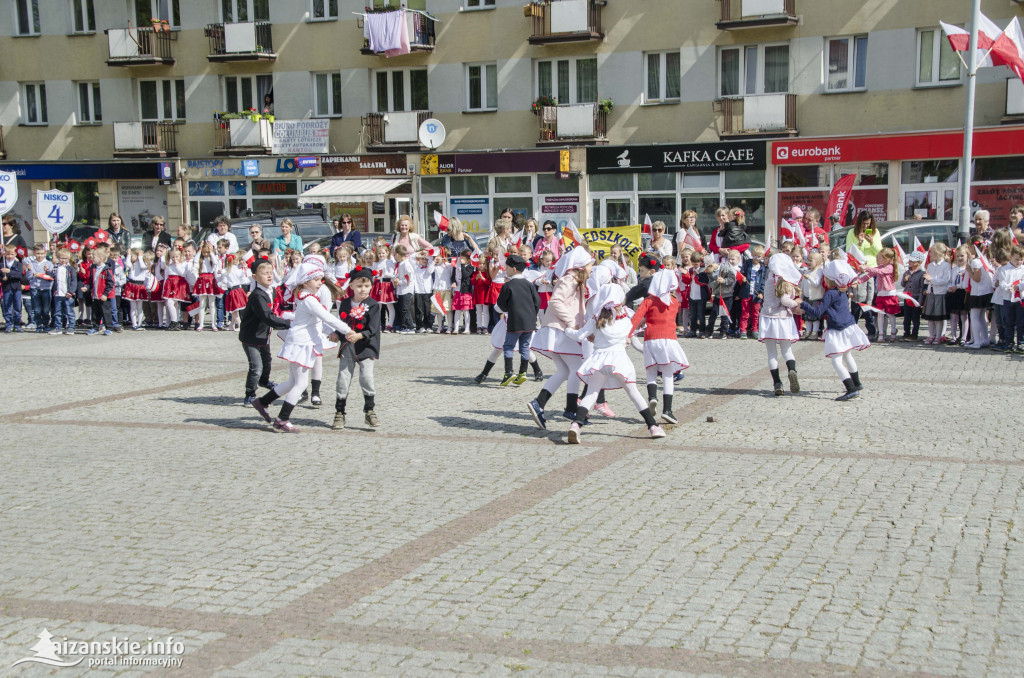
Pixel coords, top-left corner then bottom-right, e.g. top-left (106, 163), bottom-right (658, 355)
top-left (193, 272), bottom-right (220, 296)
top-left (224, 286), bottom-right (249, 313)
top-left (123, 281), bottom-right (148, 301)
top-left (161, 275), bottom-right (190, 301)
top-left (873, 294), bottom-right (901, 315)
top-left (149, 279), bottom-right (163, 302)
top-left (371, 279), bottom-right (396, 304)
top-left (452, 291), bottom-right (473, 310)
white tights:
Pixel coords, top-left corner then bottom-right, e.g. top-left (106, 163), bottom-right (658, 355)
top-left (949, 311), bottom-right (969, 341)
top-left (129, 300), bottom-right (144, 328)
top-left (764, 339), bottom-right (796, 371)
top-left (274, 362), bottom-right (310, 406)
top-left (383, 302), bottom-right (395, 328)
top-left (541, 353), bottom-right (582, 396)
top-left (163, 299), bottom-right (179, 323)
top-left (830, 351), bottom-right (859, 380)
top-left (452, 309), bottom-right (470, 333)
top-left (876, 312), bottom-right (897, 338)
top-left (969, 308), bottom-right (990, 346)
top-left (579, 371), bottom-right (647, 413)
top-left (645, 366), bottom-right (675, 396)
top-left (476, 304), bottom-right (489, 329)
top-left (196, 294), bottom-right (216, 329)
top-left (926, 319), bottom-right (947, 341)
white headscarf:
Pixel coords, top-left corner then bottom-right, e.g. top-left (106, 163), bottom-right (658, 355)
top-left (586, 265), bottom-right (612, 297)
top-left (647, 269), bottom-right (678, 306)
top-left (598, 258), bottom-right (627, 282)
top-left (588, 283), bottom-right (625, 319)
top-left (823, 260), bottom-right (857, 287)
top-left (768, 253), bottom-right (802, 285)
top-left (287, 262), bottom-right (325, 291)
top-left (554, 247), bottom-right (594, 279)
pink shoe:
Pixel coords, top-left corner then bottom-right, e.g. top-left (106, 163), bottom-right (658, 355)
top-left (649, 425), bottom-right (666, 439)
top-left (567, 421), bottom-right (581, 444)
top-left (593, 402), bottom-right (616, 418)
top-left (273, 418), bottom-right (299, 433)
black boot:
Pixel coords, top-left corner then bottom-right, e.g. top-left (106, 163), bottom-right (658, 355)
top-left (836, 378), bottom-right (860, 401)
top-left (475, 359), bottom-right (495, 384)
top-left (770, 368), bottom-right (783, 396)
top-left (786, 360), bottom-right (799, 394)
top-left (564, 393), bottom-right (579, 420)
top-left (646, 382), bottom-right (658, 413)
top-left (661, 394), bottom-right (677, 424)
top-left (850, 371), bottom-right (862, 391)
top-left (531, 359), bottom-right (544, 381)
top-left (310, 379), bottom-right (322, 406)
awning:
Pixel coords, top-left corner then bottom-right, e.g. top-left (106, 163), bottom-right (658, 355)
top-left (299, 178), bottom-right (409, 203)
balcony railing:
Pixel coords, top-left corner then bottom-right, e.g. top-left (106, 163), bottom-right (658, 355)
top-left (527, 0), bottom-right (604, 45)
top-left (205, 22), bottom-right (275, 61)
top-left (0, 126), bottom-right (5, 159)
top-left (113, 121), bottom-right (179, 157)
top-left (717, 94), bottom-right (797, 139)
top-left (360, 10), bottom-right (436, 54)
top-left (106, 27), bottom-right (174, 65)
top-left (214, 118), bottom-right (273, 155)
top-left (717, 0), bottom-right (797, 29)
top-left (363, 111), bottom-right (432, 149)
top-left (537, 104), bottom-right (608, 145)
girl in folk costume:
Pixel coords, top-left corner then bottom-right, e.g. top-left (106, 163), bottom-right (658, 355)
top-left (947, 246), bottom-right (971, 345)
top-left (149, 243), bottom-right (168, 328)
top-left (862, 248), bottom-right (900, 342)
top-left (76, 246), bottom-right (93, 326)
top-left (160, 246), bottom-right (191, 331)
top-left (565, 284), bottom-right (667, 444)
top-left (758, 253), bottom-right (803, 396)
top-left (534, 250), bottom-right (556, 310)
top-left (301, 253), bottom-right (333, 405)
top-left (527, 247), bottom-right (593, 429)
top-left (123, 247), bottom-right (149, 330)
top-left (922, 242), bottom-right (952, 344)
top-left (218, 253), bottom-right (251, 331)
top-left (800, 251), bottom-right (825, 339)
top-left (579, 265), bottom-right (618, 419)
top-left (474, 266), bottom-right (546, 384)
top-left (797, 260), bottom-right (871, 401)
top-left (471, 254), bottom-right (492, 333)
top-left (193, 241), bottom-right (222, 331)
top-left (485, 243), bottom-right (508, 332)
top-left (450, 249), bottom-right (476, 334)
top-left (370, 242), bottom-right (397, 331)
top-left (251, 262), bottom-right (352, 433)
top-left (629, 269), bottom-right (689, 425)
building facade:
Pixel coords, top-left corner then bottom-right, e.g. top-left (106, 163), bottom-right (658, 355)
top-left (1, 0), bottom-right (1022, 245)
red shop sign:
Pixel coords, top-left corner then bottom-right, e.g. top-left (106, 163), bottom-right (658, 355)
top-left (772, 126), bottom-right (1024, 165)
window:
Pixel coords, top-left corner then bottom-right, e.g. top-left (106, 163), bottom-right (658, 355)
top-left (466, 63), bottom-right (497, 111)
top-left (136, 0), bottom-right (180, 29)
top-left (224, 74), bottom-right (273, 114)
top-left (140, 79), bottom-right (186, 121)
top-left (644, 51), bottom-right (681, 103)
top-left (536, 57), bottom-right (598, 104)
top-left (465, 0), bottom-right (494, 7)
top-left (826, 36), bottom-right (867, 91)
top-left (14, 0), bottom-right (40, 35)
top-left (719, 43), bottom-right (789, 97)
top-left (313, 72), bottom-right (342, 117)
top-left (70, 0), bottom-right (96, 33)
top-left (21, 82), bottom-right (47, 125)
top-left (221, 0), bottom-right (269, 23)
top-left (374, 69), bottom-right (428, 112)
top-left (310, 0), bottom-right (337, 20)
top-left (76, 82), bottom-right (102, 123)
top-left (917, 28), bottom-right (960, 86)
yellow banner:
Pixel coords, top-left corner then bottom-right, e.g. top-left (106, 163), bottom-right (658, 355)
top-left (568, 224), bottom-right (644, 269)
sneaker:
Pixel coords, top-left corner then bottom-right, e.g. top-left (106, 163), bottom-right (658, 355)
top-left (243, 395), bottom-right (255, 406)
top-left (103, 329), bottom-right (112, 336)
top-left (364, 410), bottom-right (380, 427)
top-left (593, 402), bottom-right (616, 418)
top-left (48, 329), bottom-right (62, 336)
top-left (673, 371), bottom-right (685, 383)
top-left (649, 425), bottom-right (667, 439)
top-left (746, 331), bottom-right (755, 339)
top-left (86, 329), bottom-right (98, 336)
top-left (260, 380), bottom-right (277, 391)
top-left (114, 326), bottom-right (123, 333)
top-left (738, 333), bottom-right (747, 340)
top-left (272, 418), bottom-right (299, 433)
top-left (683, 332), bottom-right (697, 338)
top-left (661, 410), bottom-right (678, 425)
top-left (499, 372), bottom-right (516, 386)
top-left (25, 323), bottom-right (36, 331)
top-left (252, 399), bottom-right (272, 423)
top-left (332, 412), bottom-right (346, 430)
top-left (512, 373), bottom-right (528, 386)
top-left (65, 329), bottom-right (75, 335)
top-left (474, 373), bottom-right (487, 384)
top-left (788, 371), bottom-right (800, 394)
top-left (528, 399), bottom-right (547, 429)
top-left (567, 422), bottom-right (581, 444)
top-left (835, 389), bottom-right (860, 401)
top-left (561, 409), bottom-right (577, 421)
top-left (773, 382), bottom-right (785, 397)
top-left (648, 397), bottom-right (658, 416)
top-left (311, 394), bottom-right (322, 406)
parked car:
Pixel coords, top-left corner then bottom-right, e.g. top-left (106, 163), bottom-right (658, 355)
top-left (828, 220), bottom-right (959, 255)
top-left (197, 208), bottom-right (329, 253)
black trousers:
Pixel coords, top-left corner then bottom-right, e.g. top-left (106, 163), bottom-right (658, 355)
top-left (903, 305), bottom-right (921, 338)
top-left (413, 293), bottom-right (431, 329)
top-left (396, 293), bottom-right (414, 331)
top-left (91, 298), bottom-right (115, 329)
top-left (243, 343), bottom-right (273, 396)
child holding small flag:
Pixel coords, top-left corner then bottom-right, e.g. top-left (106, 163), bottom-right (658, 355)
top-left (922, 243), bottom-right (951, 344)
top-left (451, 250), bottom-right (475, 334)
top-left (900, 252), bottom-right (927, 341)
top-left (431, 249), bottom-right (453, 333)
top-left (947, 246), bottom-right (970, 345)
top-left (863, 248), bottom-right (900, 342)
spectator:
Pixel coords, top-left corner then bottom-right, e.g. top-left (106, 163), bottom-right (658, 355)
top-left (206, 215), bottom-right (239, 254)
top-left (330, 214), bottom-right (362, 255)
top-left (646, 221), bottom-right (672, 258)
top-left (972, 209), bottom-right (993, 241)
top-left (533, 220), bottom-right (565, 264)
top-left (272, 218), bottom-right (303, 257)
top-left (144, 215), bottom-right (172, 251)
top-left (846, 211), bottom-right (883, 341)
top-left (391, 214), bottom-right (431, 253)
top-left (2, 215), bottom-right (29, 250)
top-left (107, 213), bottom-right (131, 253)
top-left (439, 218), bottom-right (480, 257)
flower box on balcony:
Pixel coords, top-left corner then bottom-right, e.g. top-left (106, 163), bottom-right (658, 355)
top-left (229, 118), bottom-right (272, 147)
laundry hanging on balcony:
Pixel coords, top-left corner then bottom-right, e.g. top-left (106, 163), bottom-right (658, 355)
top-left (364, 9), bottom-right (410, 57)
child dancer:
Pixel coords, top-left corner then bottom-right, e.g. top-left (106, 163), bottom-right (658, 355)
top-left (333, 265), bottom-right (381, 429)
top-left (472, 257), bottom-right (491, 334)
top-left (123, 247), bottom-right (149, 330)
top-left (758, 253), bottom-right (802, 396)
top-left (194, 241), bottom-right (221, 331)
top-left (160, 246), bottom-right (190, 330)
top-left (565, 285), bottom-right (666, 443)
top-left (219, 254), bottom-right (251, 331)
top-left (947, 246), bottom-right (970, 345)
top-left (630, 269), bottom-right (688, 425)
top-left (431, 249), bottom-right (452, 333)
top-left (252, 263), bottom-right (352, 433)
top-left (239, 260), bottom-right (290, 406)
top-left (798, 260), bottom-right (871, 401)
top-left (800, 251), bottom-right (825, 339)
top-left (863, 248), bottom-right (900, 342)
top-left (451, 250), bottom-right (475, 334)
top-left (922, 243), bottom-right (951, 344)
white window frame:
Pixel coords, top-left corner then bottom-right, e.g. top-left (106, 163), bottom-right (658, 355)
top-left (535, 56), bottom-right (598, 105)
top-left (643, 50), bottom-right (681, 104)
top-left (718, 42), bottom-right (790, 98)
top-left (145, 0), bottom-right (180, 29)
top-left (464, 0), bottom-right (495, 9)
top-left (76, 81), bottom-right (102, 124)
top-left (312, 71), bottom-right (342, 117)
top-left (825, 35), bottom-right (868, 92)
top-left (14, 0), bottom-right (40, 36)
top-left (69, 0), bottom-right (96, 34)
top-left (465, 62), bottom-right (498, 111)
top-left (916, 27), bottom-right (962, 87)
top-left (139, 78), bottom-right (186, 122)
top-left (309, 0), bottom-right (338, 21)
top-left (21, 82), bottom-right (47, 125)
top-left (221, 0), bottom-right (268, 23)
top-left (223, 74), bottom-right (273, 114)
top-left (373, 68), bottom-right (429, 113)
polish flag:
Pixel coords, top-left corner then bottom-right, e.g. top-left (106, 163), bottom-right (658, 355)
top-left (718, 295), bottom-right (731, 317)
top-left (859, 302), bottom-right (885, 315)
top-left (430, 291), bottom-right (447, 315)
top-left (683, 224), bottom-right (704, 253)
top-left (243, 249), bottom-right (255, 267)
top-left (642, 213), bottom-right (653, 236)
top-left (892, 239), bottom-right (908, 268)
top-left (433, 210), bottom-right (449, 232)
top-left (974, 244), bottom-right (993, 273)
top-left (511, 229), bottom-right (523, 250)
top-left (780, 222), bottom-right (795, 243)
top-left (894, 291), bottom-right (921, 308)
top-left (942, 15), bottom-right (1024, 81)
top-left (847, 243), bottom-right (867, 270)
top-left (562, 218), bottom-right (586, 249)
top-left (914, 236), bottom-right (928, 264)
top-left (186, 301), bottom-right (200, 317)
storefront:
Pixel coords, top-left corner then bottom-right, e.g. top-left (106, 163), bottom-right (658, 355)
top-left (184, 158), bottom-right (322, 230)
top-left (585, 141), bottom-right (768, 241)
top-left (317, 154), bottom-right (410, 233)
top-left (0, 161), bottom-right (168, 246)
top-left (771, 125), bottom-right (1024, 231)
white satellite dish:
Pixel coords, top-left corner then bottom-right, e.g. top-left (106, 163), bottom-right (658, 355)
top-left (418, 118), bottom-right (446, 150)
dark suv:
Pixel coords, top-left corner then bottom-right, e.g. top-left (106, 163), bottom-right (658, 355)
top-left (197, 207), bottom-right (330, 253)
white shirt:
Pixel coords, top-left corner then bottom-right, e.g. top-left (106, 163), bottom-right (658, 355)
top-left (926, 261), bottom-right (952, 295)
top-left (411, 259), bottom-right (435, 294)
top-left (969, 259), bottom-right (995, 296)
top-left (393, 258), bottom-right (415, 296)
top-left (207, 230), bottom-right (239, 254)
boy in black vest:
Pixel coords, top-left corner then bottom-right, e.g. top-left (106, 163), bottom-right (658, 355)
top-left (333, 265), bottom-right (382, 429)
top-left (239, 261), bottom-right (291, 406)
top-left (495, 254), bottom-right (542, 386)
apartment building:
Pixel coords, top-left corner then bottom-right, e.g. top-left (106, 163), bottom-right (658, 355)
top-left (1, 0), bottom-right (1022, 245)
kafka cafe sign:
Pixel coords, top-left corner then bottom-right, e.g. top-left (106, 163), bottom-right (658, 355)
top-left (587, 141), bottom-right (766, 174)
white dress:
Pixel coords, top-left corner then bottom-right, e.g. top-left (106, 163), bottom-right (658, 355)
top-left (757, 274), bottom-right (800, 342)
top-left (566, 314), bottom-right (635, 388)
top-left (278, 292), bottom-right (351, 368)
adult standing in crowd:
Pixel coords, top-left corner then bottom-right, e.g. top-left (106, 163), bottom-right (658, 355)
top-left (675, 210), bottom-right (700, 264)
top-left (106, 213), bottom-right (131, 254)
top-left (207, 215), bottom-right (239, 253)
top-left (391, 214), bottom-right (431, 253)
top-left (972, 209), bottom-right (994, 241)
top-left (1009, 204), bottom-right (1023, 239)
top-left (330, 214), bottom-right (362, 255)
top-left (522, 218), bottom-right (540, 249)
top-left (438, 219), bottom-right (481, 257)
top-left (2, 216), bottom-right (29, 250)
top-left (272, 218), bottom-right (303, 257)
top-left (144, 216), bottom-right (172, 252)
top-left (646, 221), bottom-right (673, 258)
top-left (846, 211), bottom-right (883, 341)
top-left (533, 220), bottom-right (564, 264)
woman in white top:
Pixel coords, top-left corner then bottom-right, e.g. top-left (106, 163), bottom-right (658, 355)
top-left (965, 245), bottom-right (995, 349)
top-left (391, 214), bottom-right (432, 254)
top-left (646, 221), bottom-right (673, 258)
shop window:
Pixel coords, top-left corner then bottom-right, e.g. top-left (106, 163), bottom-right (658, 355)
top-left (189, 181), bottom-right (225, 196)
top-left (901, 160), bottom-right (959, 184)
top-left (779, 165), bottom-right (828, 189)
top-left (836, 163), bottom-right (888, 186)
top-left (14, 0), bottom-right (40, 35)
top-left (466, 63), bottom-right (498, 111)
top-left (136, 0), bottom-right (180, 29)
top-left (972, 157), bottom-right (1024, 182)
top-left (719, 43), bottom-right (789, 98)
top-left (449, 176), bottom-right (487, 196)
top-left (310, 0), bottom-right (338, 20)
top-left (20, 82), bottom-right (47, 125)
top-left (725, 170), bottom-right (765, 190)
top-left (538, 174), bottom-right (578, 194)
top-left (55, 181), bottom-right (100, 225)
top-left (252, 180), bottom-right (298, 211)
top-left (495, 176), bottom-right (532, 193)
top-left (644, 51), bottom-right (680, 103)
top-left (536, 57), bottom-right (598, 104)
top-left (225, 74), bottom-right (273, 115)
top-left (140, 79), bottom-right (186, 122)
top-left (421, 177), bottom-right (445, 193)
top-left (682, 172), bottom-right (720, 189)
top-left (70, 0), bottom-right (96, 34)
top-left (917, 28), bottom-right (961, 86)
top-left (638, 172), bottom-right (676, 192)
top-left (826, 36), bottom-right (867, 91)
top-left (76, 82), bottom-right (102, 124)
top-left (680, 194), bottom-right (722, 239)
top-left (638, 195), bottom-right (676, 232)
top-left (589, 174), bottom-right (633, 192)
top-left (493, 200), bottom-right (531, 226)
top-left (374, 69), bottom-right (429, 113)
top-left (222, 0), bottom-right (269, 23)
top-left (313, 72), bottom-right (342, 117)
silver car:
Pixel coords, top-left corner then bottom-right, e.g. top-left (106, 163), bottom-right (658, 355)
top-left (828, 220), bottom-right (961, 255)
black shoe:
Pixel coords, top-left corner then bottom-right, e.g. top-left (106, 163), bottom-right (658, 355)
top-left (527, 399), bottom-right (547, 429)
top-left (310, 394), bottom-right (322, 406)
top-left (474, 373), bottom-right (487, 384)
top-left (533, 369), bottom-right (544, 382)
top-left (788, 371), bottom-right (800, 394)
top-left (836, 389), bottom-right (860, 401)
top-left (773, 382), bottom-right (784, 397)
top-left (298, 391), bottom-right (308, 404)
top-left (243, 395), bottom-right (255, 406)
top-left (258, 380), bottom-right (277, 390)
top-left (661, 410), bottom-right (678, 425)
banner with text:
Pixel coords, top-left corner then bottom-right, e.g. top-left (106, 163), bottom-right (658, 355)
top-left (568, 224), bottom-right (644, 269)
top-left (271, 120), bottom-right (330, 155)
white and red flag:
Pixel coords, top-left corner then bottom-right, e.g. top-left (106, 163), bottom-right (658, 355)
top-left (892, 239), bottom-right (908, 268)
top-left (859, 302), bottom-right (885, 315)
top-left (894, 291), bottom-right (921, 308)
top-left (779, 221), bottom-right (795, 243)
top-left (433, 210), bottom-right (449, 232)
top-left (826, 174), bottom-right (858, 227)
top-left (642, 213), bottom-right (653, 236)
top-left (562, 218), bottom-right (586, 249)
top-left (683, 224), bottom-right (704, 253)
top-left (941, 15), bottom-right (1024, 81)
top-left (914, 236), bottom-right (928, 262)
top-left (846, 244), bottom-right (867, 270)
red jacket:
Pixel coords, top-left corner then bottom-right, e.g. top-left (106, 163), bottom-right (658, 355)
top-left (630, 295), bottom-right (680, 341)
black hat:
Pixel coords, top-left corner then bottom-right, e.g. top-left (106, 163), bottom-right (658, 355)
top-left (639, 254), bottom-right (662, 271)
top-left (505, 254), bottom-right (528, 271)
top-left (349, 265), bottom-right (373, 282)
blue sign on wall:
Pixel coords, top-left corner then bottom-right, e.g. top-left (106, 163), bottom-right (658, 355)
top-left (243, 159), bottom-right (260, 177)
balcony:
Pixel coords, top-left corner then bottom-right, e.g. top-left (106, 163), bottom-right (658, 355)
top-left (716, 94), bottom-right (797, 139)
top-left (106, 27), bottom-right (174, 66)
top-left (360, 10), bottom-right (436, 55)
top-left (113, 121), bottom-right (179, 157)
top-left (363, 111), bottom-right (432, 150)
top-left (537, 104), bottom-right (608, 146)
top-left (205, 22), bottom-right (275, 62)
top-left (717, 0), bottom-right (797, 30)
top-left (214, 118), bottom-right (273, 155)
top-left (527, 0), bottom-right (604, 45)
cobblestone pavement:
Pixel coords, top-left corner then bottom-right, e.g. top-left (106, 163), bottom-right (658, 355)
top-left (1, 329), bottom-right (1022, 677)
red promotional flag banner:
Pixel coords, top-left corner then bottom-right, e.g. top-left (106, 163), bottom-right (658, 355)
top-left (825, 174), bottom-right (858, 226)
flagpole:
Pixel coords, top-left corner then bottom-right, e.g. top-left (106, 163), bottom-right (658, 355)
top-left (958, 0), bottom-right (982, 240)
